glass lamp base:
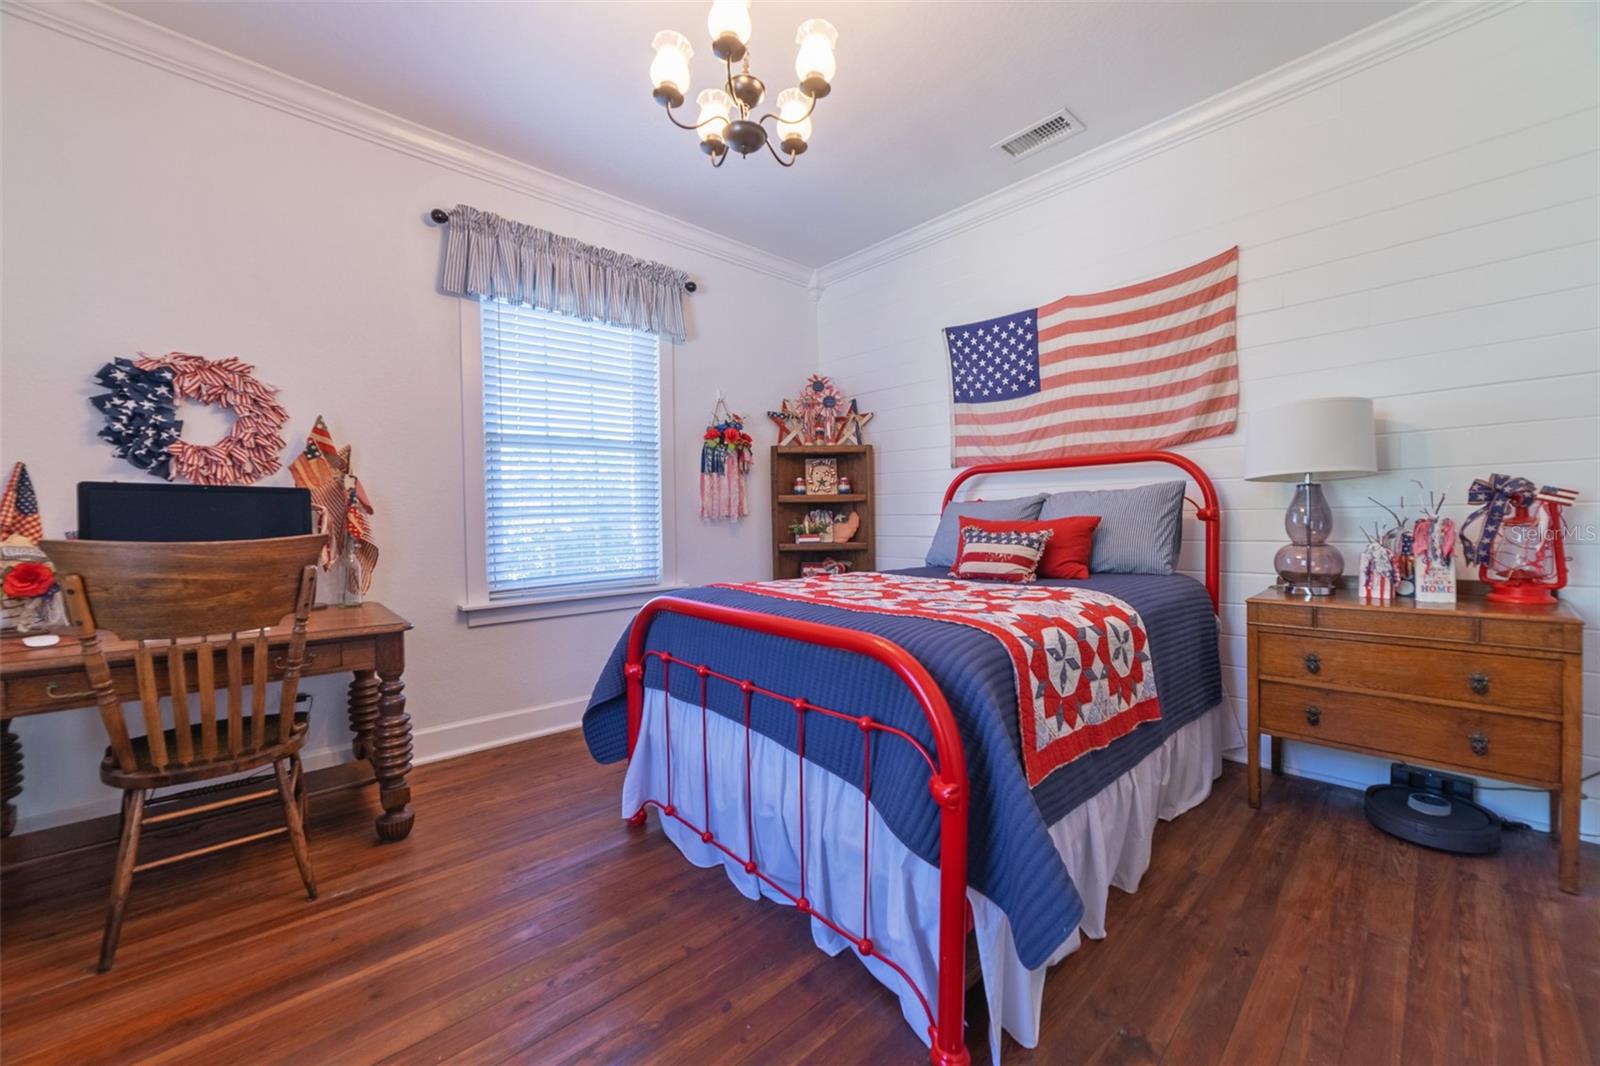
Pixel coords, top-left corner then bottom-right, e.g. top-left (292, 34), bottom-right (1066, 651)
top-left (1273, 543), bottom-right (1344, 596)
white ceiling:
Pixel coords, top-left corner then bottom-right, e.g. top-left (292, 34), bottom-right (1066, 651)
top-left (110, 1), bottom-right (1410, 268)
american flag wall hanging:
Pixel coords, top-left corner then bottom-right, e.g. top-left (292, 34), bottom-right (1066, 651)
top-left (942, 247), bottom-right (1240, 465)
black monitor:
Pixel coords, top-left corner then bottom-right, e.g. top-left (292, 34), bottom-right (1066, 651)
top-left (76, 483), bottom-right (313, 542)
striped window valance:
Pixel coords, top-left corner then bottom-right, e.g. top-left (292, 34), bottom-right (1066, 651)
top-left (439, 204), bottom-right (690, 342)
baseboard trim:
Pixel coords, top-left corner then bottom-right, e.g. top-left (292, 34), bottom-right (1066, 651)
top-left (3, 696), bottom-right (589, 859)
top-left (409, 697), bottom-right (586, 767)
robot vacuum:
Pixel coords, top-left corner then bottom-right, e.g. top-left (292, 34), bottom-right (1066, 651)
top-left (1364, 764), bottom-right (1502, 855)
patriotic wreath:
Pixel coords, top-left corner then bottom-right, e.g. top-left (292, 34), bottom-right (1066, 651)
top-left (91, 352), bottom-right (289, 485)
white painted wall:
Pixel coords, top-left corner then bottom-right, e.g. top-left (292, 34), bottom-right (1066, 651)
top-left (815, 3), bottom-right (1600, 838)
top-left (0, 13), bottom-right (815, 830)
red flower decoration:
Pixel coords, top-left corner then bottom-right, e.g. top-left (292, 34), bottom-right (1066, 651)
top-left (703, 428), bottom-right (720, 441)
top-left (3, 562), bottom-right (55, 599)
top-left (723, 427), bottom-right (740, 444)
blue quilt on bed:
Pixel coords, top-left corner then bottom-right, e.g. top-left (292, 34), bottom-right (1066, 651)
top-left (582, 569), bottom-right (1221, 969)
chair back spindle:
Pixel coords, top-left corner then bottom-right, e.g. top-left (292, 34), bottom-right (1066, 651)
top-left (44, 536), bottom-right (324, 774)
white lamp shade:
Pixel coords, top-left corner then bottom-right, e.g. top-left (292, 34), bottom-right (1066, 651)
top-left (706, 0), bottom-right (752, 45)
top-left (1244, 396), bottom-right (1377, 482)
top-left (695, 88), bottom-right (733, 143)
top-left (794, 19), bottom-right (838, 84)
top-left (650, 31), bottom-right (693, 97)
top-left (775, 87), bottom-right (813, 144)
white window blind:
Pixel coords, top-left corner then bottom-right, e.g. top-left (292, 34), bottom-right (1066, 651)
top-left (481, 299), bottom-right (663, 598)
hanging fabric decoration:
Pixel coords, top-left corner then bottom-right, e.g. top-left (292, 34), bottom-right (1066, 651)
top-left (699, 396), bottom-right (753, 521)
top-left (90, 352), bottom-right (289, 485)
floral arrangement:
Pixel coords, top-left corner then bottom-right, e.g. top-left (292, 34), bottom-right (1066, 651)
top-left (700, 399), bottom-right (754, 521)
top-left (3, 559), bottom-right (55, 600)
top-left (790, 508), bottom-right (847, 543)
top-left (0, 551), bottom-right (59, 634)
top-left (701, 418), bottom-right (754, 461)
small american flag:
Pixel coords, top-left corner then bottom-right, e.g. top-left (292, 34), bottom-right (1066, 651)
top-left (0, 462), bottom-right (44, 544)
top-left (289, 418), bottom-right (379, 593)
top-left (1537, 485), bottom-right (1578, 507)
top-left (943, 247), bottom-right (1239, 465)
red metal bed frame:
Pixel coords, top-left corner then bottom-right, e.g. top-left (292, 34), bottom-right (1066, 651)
top-left (624, 451), bottom-right (1220, 1065)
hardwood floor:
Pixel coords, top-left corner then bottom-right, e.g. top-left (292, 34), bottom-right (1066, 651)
top-left (2, 730), bottom-right (1595, 1064)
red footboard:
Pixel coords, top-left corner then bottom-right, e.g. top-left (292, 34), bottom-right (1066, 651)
top-left (622, 450), bottom-right (1221, 1063)
top-left (625, 597), bottom-right (972, 1066)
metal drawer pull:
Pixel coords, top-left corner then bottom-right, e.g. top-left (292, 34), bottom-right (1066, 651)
top-left (271, 651), bottom-right (316, 670)
top-left (45, 682), bottom-right (94, 701)
top-left (1469, 731), bottom-right (1489, 757)
top-left (1469, 672), bottom-right (1489, 696)
top-left (1304, 653), bottom-right (1321, 675)
top-left (1304, 705), bottom-right (1321, 727)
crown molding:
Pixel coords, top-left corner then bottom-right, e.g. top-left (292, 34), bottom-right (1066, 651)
top-left (1, 0), bottom-right (814, 289)
top-left (813, 0), bottom-right (1519, 292)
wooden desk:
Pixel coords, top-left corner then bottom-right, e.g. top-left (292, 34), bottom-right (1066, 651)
top-left (1247, 585), bottom-right (1583, 892)
top-left (0, 602), bottom-right (415, 843)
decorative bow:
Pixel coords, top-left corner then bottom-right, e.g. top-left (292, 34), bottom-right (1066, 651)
top-left (1460, 473), bottom-right (1537, 567)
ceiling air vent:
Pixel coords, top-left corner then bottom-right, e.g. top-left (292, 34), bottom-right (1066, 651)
top-left (994, 108), bottom-right (1084, 160)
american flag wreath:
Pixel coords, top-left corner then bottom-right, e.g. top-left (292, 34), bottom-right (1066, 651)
top-left (91, 352), bottom-right (288, 486)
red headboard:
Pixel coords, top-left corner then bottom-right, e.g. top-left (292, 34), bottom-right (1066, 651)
top-left (940, 450), bottom-right (1221, 612)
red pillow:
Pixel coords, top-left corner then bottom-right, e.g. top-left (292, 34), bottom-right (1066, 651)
top-left (958, 515), bottom-right (1100, 579)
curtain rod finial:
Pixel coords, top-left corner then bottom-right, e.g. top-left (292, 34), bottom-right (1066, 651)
top-left (684, 280), bottom-right (697, 293)
top-left (429, 208), bottom-right (450, 224)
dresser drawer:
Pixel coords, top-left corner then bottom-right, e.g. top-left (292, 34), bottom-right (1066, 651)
top-left (1259, 681), bottom-right (1561, 784)
top-left (1256, 632), bottom-right (1561, 715)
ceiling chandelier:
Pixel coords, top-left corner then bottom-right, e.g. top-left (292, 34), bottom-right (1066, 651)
top-left (649, 0), bottom-right (837, 168)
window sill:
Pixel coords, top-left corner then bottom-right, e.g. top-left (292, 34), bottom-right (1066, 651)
top-left (458, 582), bottom-right (688, 627)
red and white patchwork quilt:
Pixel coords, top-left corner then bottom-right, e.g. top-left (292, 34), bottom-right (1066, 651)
top-left (717, 572), bottom-right (1161, 787)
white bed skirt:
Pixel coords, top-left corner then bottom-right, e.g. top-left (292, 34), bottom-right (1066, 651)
top-left (622, 692), bottom-right (1226, 1063)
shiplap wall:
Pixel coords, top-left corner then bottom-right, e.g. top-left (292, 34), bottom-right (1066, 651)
top-left (816, 3), bottom-right (1600, 838)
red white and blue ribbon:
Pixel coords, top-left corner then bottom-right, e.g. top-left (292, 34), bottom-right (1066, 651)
top-left (1461, 473), bottom-right (1537, 567)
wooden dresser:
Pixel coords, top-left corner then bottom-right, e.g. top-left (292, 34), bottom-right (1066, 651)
top-left (1246, 585), bottom-right (1584, 892)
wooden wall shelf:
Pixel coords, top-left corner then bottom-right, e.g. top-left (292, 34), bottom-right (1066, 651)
top-left (770, 445), bottom-right (875, 579)
top-left (777, 494), bottom-right (866, 504)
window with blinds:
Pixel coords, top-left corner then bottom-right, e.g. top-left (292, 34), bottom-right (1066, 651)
top-left (480, 299), bottom-right (663, 598)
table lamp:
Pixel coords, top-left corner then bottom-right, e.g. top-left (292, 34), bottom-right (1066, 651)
top-left (1245, 396), bottom-right (1377, 596)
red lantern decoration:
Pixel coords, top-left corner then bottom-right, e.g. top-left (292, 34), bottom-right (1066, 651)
top-left (1474, 485), bottom-right (1574, 605)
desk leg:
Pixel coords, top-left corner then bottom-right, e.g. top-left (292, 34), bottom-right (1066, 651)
top-left (1, 721), bottom-right (20, 837)
top-left (348, 672), bottom-right (380, 762)
top-left (371, 635), bottom-right (415, 842)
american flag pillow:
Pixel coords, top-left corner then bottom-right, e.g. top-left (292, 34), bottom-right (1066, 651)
top-left (951, 527), bottom-right (1053, 583)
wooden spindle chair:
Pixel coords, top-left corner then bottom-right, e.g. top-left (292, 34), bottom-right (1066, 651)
top-left (41, 534), bottom-right (326, 972)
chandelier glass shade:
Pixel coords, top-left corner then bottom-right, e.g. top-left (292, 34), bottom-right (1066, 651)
top-left (650, 1), bottom-right (836, 168)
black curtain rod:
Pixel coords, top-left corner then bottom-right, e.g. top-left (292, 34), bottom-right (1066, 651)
top-left (427, 208), bottom-right (696, 293)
